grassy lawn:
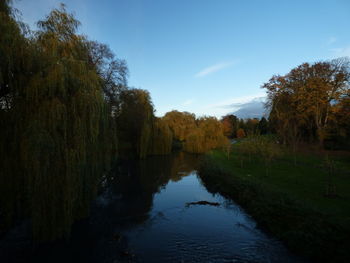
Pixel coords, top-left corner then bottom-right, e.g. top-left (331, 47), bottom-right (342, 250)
top-left (208, 148), bottom-right (350, 226)
top-left (199, 146), bottom-right (350, 262)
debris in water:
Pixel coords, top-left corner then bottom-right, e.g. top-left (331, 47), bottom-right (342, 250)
top-left (185, 201), bottom-right (220, 207)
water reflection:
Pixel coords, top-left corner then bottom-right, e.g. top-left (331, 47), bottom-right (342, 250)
top-left (1, 152), bottom-right (305, 263)
top-left (102, 152), bottom-right (304, 263)
top-left (103, 152), bottom-right (201, 227)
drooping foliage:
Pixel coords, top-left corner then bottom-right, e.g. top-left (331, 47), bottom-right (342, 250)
top-left (0, 3), bottom-right (124, 241)
top-left (196, 116), bottom-right (228, 152)
top-left (116, 89), bottom-right (154, 159)
top-left (0, 0), bottom-right (31, 237)
top-left (183, 128), bottom-right (205, 153)
top-left (116, 89), bottom-right (173, 158)
top-left (163, 110), bottom-right (197, 141)
top-left (148, 117), bottom-right (173, 155)
top-left (164, 111), bottom-right (228, 153)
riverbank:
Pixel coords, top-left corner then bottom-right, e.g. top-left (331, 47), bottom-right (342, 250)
top-left (198, 149), bottom-right (350, 263)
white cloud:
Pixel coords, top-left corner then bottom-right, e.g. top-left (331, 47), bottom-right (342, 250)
top-left (327, 36), bottom-right (337, 45)
top-left (207, 93), bottom-right (265, 110)
top-left (182, 99), bottom-right (195, 106)
top-left (154, 93), bottom-right (267, 119)
top-left (330, 46), bottom-right (350, 58)
top-left (194, 61), bottom-right (236, 78)
top-left (193, 93), bottom-right (266, 118)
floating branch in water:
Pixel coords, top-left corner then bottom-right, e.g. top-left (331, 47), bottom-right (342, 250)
top-left (185, 201), bottom-right (220, 207)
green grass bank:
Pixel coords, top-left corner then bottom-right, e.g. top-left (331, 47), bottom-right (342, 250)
top-left (198, 148), bottom-right (350, 263)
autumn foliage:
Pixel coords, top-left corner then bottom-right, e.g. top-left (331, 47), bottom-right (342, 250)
top-left (236, 128), bottom-right (246, 138)
top-left (164, 111), bottom-right (228, 153)
top-left (263, 59), bottom-right (350, 148)
top-left (116, 89), bottom-right (173, 158)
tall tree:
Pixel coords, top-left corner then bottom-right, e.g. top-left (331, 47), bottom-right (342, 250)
top-left (148, 117), bottom-right (173, 155)
top-left (257, 117), bottom-right (269, 135)
top-left (221, 114), bottom-right (238, 138)
top-left (163, 110), bottom-right (197, 142)
top-left (0, 3), bottom-right (122, 240)
top-left (117, 89), bottom-right (154, 159)
top-left (86, 40), bottom-right (128, 115)
top-left (263, 58), bottom-right (350, 146)
top-left (0, 0), bottom-right (32, 235)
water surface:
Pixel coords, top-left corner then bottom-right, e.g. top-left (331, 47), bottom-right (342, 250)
top-left (1, 152), bottom-right (305, 263)
top-left (89, 152), bottom-right (304, 262)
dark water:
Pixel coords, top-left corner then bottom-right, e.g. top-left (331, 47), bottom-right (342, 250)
top-left (1, 152), bottom-right (305, 263)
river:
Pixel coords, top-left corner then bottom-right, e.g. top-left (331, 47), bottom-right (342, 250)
top-left (1, 152), bottom-right (305, 262)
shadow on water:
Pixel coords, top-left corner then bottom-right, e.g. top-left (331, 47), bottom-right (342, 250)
top-left (0, 152), bottom-right (306, 263)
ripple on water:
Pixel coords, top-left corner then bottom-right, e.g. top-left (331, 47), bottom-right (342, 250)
top-left (121, 172), bottom-right (305, 263)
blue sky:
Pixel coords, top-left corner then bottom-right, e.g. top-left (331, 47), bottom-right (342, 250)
top-left (13, 0), bottom-right (350, 118)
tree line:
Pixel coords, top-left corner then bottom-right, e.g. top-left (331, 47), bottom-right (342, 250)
top-left (220, 115), bottom-right (269, 138)
top-left (0, 1), bottom-right (228, 241)
top-left (221, 58), bottom-right (350, 151)
top-left (163, 111), bottom-right (228, 153)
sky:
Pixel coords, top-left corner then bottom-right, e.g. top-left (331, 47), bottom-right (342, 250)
top-left (12, 0), bottom-right (350, 118)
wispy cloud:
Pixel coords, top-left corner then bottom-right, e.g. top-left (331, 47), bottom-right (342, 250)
top-left (230, 98), bottom-right (267, 118)
top-left (194, 61), bottom-right (236, 78)
top-left (194, 93), bottom-right (266, 118)
top-left (182, 99), bottom-right (195, 106)
top-left (327, 36), bottom-right (337, 45)
top-left (330, 46), bottom-right (350, 58)
top-left (154, 94), bottom-right (266, 118)
top-left (208, 93), bottom-right (265, 110)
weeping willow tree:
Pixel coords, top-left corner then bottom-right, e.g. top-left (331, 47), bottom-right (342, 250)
top-left (148, 117), bottom-right (173, 155)
top-left (183, 128), bottom-right (205, 153)
top-left (197, 116), bottom-right (228, 151)
top-left (0, 3), bottom-right (121, 241)
top-left (0, 0), bottom-right (33, 235)
top-left (163, 110), bottom-right (197, 141)
top-left (183, 117), bottom-right (228, 153)
top-left (116, 89), bottom-right (174, 158)
top-left (162, 111), bottom-right (228, 153)
top-left (116, 89), bottom-right (154, 159)
top-left (24, 5), bottom-right (116, 241)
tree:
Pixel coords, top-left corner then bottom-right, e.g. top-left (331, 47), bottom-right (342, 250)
top-left (117, 89), bottom-right (154, 159)
top-left (263, 58), bottom-right (350, 147)
top-left (183, 128), bottom-right (205, 153)
top-left (245, 118), bottom-right (259, 135)
top-left (0, 3), bottom-right (121, 240)
top-left (325, 94), bottom-right (350, 149)
top-left (163, 111), bottom-right (227, 153)
top-left (0, 0), bottom-right (31, 235)
top-left (221, 114), bottom-right (238, 138)
top-left (163, 110), bottom-right (197, 142)
top-left (257, 117), bottom-right (268, 135)
top-left (148, 117), bottom-right (173, 155)
top-left (86, 40), bottom-right (128, 116)
top-left (236, 128), bottom-right (246, 138)
top-left (196, 116), bottom-right (228, 152)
